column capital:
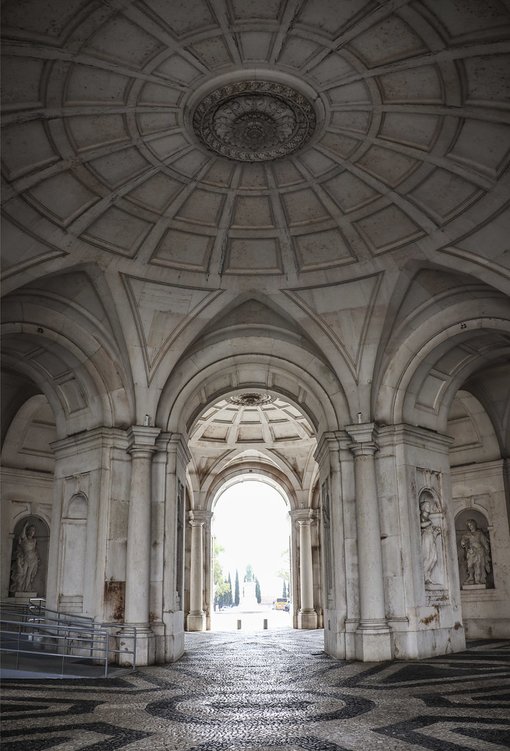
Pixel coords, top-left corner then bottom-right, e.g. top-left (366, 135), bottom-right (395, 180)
top-left (314, 431), bottom-right (347, 467)
top-left (297, 518), bottom-right (312, 528)
top-left (157, 432), bottom-right (192, 465)
top-left (291, 508), bottom-right (317, 524)
top-left (345, 422), bottom-right (379, 456)
top-left (188, 509), bottom-right (211, 525)
top-left (127, 425), bottom-right (161, 454)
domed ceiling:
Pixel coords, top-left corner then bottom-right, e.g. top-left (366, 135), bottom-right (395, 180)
top-left (2, 0), bottom-right (510, 290)
top-left (189, 393), bottom-right (317, 490)
top-left (191, 393), bottom-right (315, 446)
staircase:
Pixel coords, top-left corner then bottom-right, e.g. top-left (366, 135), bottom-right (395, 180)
top-left (0, 598), bottom-right (137, 678)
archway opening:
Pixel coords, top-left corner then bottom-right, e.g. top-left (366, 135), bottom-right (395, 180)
top-left (211, 477), bottom-right (291, 632)
top-left (184, 389), bottom-right (324, 635)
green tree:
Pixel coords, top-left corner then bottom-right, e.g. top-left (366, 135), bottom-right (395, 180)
top-left (255, 577), bottom-right (261, 604)
top-left (213, 541), bottom-right (229, 609)
top-left (277, 546), bottom-right (290, 597)
top-left (234, 569), bottom-right (240, 606)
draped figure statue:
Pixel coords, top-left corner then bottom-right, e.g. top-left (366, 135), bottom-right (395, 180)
top-left (420, 495), bottom-right (442, 586)
top-left (10, 523), bottom-right (39, 592)
top-left (460, 518), bottom-right (491, 585)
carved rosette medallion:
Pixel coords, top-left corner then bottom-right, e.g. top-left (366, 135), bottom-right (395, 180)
top-left (193, 80), bottom-right (316, 161)
top-left (229, 392), bottom-right (275, 406)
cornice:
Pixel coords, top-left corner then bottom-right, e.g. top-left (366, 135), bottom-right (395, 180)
top-left (0, 466), bottom-right (54, 485)
top-left (377, 423), bottom-right (453, 451)
top-left (51, 427), bottom-right (128, 457)
top-left (450, 459), bottom-right (504, 477)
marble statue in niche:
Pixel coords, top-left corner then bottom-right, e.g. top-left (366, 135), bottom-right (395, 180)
top-left (461, 519), bottom-right (491, 584)
top-left (459, 517), bottom-right (492, 587)
top-left (10, 522), bottom-right (39, 592)
top-left (9, 515), bottom-right (49, 597)
top-left (419, 490), bottom-right (444, 589)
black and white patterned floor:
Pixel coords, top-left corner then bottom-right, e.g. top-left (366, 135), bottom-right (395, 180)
top-left (2, 630), bottom-right (509, 751)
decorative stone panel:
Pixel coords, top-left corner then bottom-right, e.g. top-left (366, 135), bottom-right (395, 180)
top-left (193, 80), bottom-right (317, 162)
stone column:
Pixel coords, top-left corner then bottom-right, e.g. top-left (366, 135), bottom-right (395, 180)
top-left (294, 510), bottom-right (318, 629)
top-left (155, 433), bottom-right (190, 662)
top-left (187, 510), bottom-right (206, 631)
top-left (346, 422), bottom-right (392, 661)
top-left (124, 425), bottom-right (160, 665)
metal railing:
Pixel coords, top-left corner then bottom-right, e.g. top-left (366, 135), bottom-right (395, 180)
top-left (0, 598), bottom-right (137, 678)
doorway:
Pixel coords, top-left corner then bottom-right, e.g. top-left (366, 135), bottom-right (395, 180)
top-left (211, 478), bottom-right (291, 631)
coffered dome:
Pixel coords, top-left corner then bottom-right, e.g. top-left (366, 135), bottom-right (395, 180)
top-left (2, 0), bottom-right (510, 290)
top-left (191, 395), bottom-right (315, 447)
top-left (188, 394), bottom-right (317, 491)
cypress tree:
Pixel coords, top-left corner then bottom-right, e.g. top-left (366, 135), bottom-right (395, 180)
top-left (227, 572), bottom-right (233, 607)
top-left (255, 577), bottom-right (261, 604)
top-left (234, 569), bottom-right (240, 606)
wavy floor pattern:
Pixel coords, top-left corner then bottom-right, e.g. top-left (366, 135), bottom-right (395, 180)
top-left (2, 631), bottom-right (509, 751)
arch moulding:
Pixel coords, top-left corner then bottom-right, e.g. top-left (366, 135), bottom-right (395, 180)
top-left (375, 311), bottom-right (510, 429)
top-left (157, 350), bottom-right (348, 439)
top-left (205, 464), bottom-right (299, 515)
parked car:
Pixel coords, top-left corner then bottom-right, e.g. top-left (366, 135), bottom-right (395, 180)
top-left (273, 597), bottom-right (290, 611)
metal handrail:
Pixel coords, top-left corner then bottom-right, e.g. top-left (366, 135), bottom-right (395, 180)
top-left (30, 602), bottom-right (96, 625)
top-left (0, 618), bottom-right (111, 677)
top-left (0, 598), bottom-right (137, 677)
top-left (0, 599), bottom-right (95, 624)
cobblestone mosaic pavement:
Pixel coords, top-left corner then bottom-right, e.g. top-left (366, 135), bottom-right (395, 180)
top-left (2, 630), bottom-right (509, 751)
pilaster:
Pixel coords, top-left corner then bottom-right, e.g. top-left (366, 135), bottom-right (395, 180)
top-left (314, 431), bottom-right (352, 658)
top-left (346, 422), bottom-right (392, 661)
top-left (376, 423), bottom-right (465, 659)
top-left (124, 425), bottom-right (160, 665)
top-left (48, 428), bottom-right (127, 618)
top-left (151, 432), bottom-right (190, 662)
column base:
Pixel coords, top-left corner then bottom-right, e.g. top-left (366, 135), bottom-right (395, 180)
top-left (390, 623), bottom-right (465, 659)
top-left (323, 610), bottom-right (355, 659)
top-left (298, 609), bottom-right (318, 629)
top-left (158, 610), bottom-right (185, 663)
top-left (187, 611), bottom-right (206, 631)
top-left (119, 625), bottom-right (155, 667)
top-left (355, 621), bottom-right (392, 662)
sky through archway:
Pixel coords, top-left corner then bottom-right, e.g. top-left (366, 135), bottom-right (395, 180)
top-left (212, 479), bottom-right (290, 604)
